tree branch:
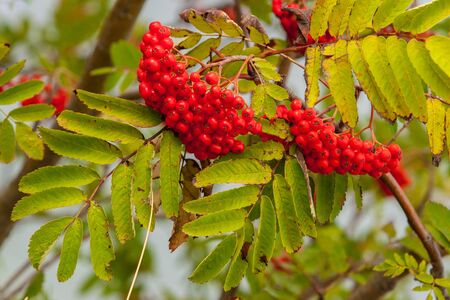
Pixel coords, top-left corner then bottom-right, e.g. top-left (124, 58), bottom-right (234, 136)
top-left (0, 0), bottom-right (146, 247)
top-left (348, 271), bottom-right (405, 300)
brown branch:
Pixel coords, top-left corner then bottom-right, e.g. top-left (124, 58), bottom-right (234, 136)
top-left (0, 0), bottom-right (146, 247)
top-left (380, 173), bottom-right (449, 299)
top-left (349, 272), bottom-right (406, 300)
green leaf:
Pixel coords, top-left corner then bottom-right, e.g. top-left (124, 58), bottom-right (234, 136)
top-left (194, 159), bottom-right (272, 187)
top-left (408, 39), bottom-right (450, 101)
top-left (352, 176), bottom-right (363, 209)
top-left (309, 0), bottom-right (337, 40)
top-left (19, 165), bottom-right (99, 194)
top-left (57, 111), bottom-right (144, 144)
top-left (273, 175), bottom-right (303, 253)
top-left (39, 127), bottom-right (122, 164)
top-left (189, 235), bottom-right (237, 283)
top-left (220, 41), bottom-right (245, 56)
top-left (330, 174), bottom-right (348, 222)
top-left (111, 163), bottom-right (135, 243)
top-left (160, 131), bottom-right (182, 217)
top-left (244, 18), bottom-right (269, 45)
top-left (447, 109), bottom-right (450, 158)
top-left (264, 83), bottom-right (289, 100)
top-left (178, 33), bottom-right (202, 49)
top-left (253, 196), bottom-right (276, 272)
top-left (362, 36), bottom-right (410, 117)
top-left (23, 272), bottom-right (44, 298)
top-left (423, 202), bottom-right (450, 242)
top-left (88, 203), bottom-right (115, 281)
top-left (426, 99), bottom-right (446, 157)
top-left (209, 10), bottom-right (244, 37)
top-left (186, 38), bottom-right (221, 67)
top-left (426, 36), bottom-right (450, 79)
top-left (323, 40), bottom-right (358, 127)
top-left (0, 43), bottom-right (10, 61)
top-left (110, 40), bottom-right (140, 69)
top-left (347, 40), bottom-right (396, 121)
top-left (416, 272), bottom-right (434, 284)
top-left (0, 80), bottom-right (44, 105)
top-left (372, 0), bottom-right (413, 31)
top-left (0, 119), bottom-right (15, 163)
top-left (15, 123), bottom-right (44, 160)
top-left (386, 37), bottom-right (427, 122)
top-left (260, 118), bottom-right (291, 139)
top-left (9, 104), bottom-right (55, 122)
top-left (184, 185), bottom-right (259, 214)
top-left (11, 187), bottom-right (85, 221)
top-left (348, 0), bottom-right (383, 37)
top-left (435, 278), bottom-right (450, 288)
top-left (394, 0), bottom-right (450, 34)
top-left (170, 27), bottom-right (196, 37)
top-left (76, 90), bottom-right (161, 128)
top-left (253, 58), bottom-right (281, 81)
top-left (57, 218), bottom-right (83, 282)
top-left (0, 59), bottom-right (25, 86)
top-left (284, 157), bottom-right (316, 237)
top-left (90, 66), bottom-right (117, 76)
top-left (252, 84), bottom-right (270, 116)
top-left (315, 173), bottom-right (335, 223)
top-left (219, 140), bottom-right (284, 162)
top-left (305, 46), bottom-right (322, 107)
top-left (328, 0), bottom-right (356, 37)
top-left (183, 209), bottom-right (246, 236)
top-left (132, 143), bottom-right (154, 229)
top-left (182, 9), bottom-right (221, 33)
top-left (28, 217), bottom-right (72, 269)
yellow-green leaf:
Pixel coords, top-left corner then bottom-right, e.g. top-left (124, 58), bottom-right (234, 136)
top-left (253, 196), bottom-right (276, 273)
top-left (9, 104), bottom-right (55, 122)
top-left (186, 38), bottom-right (221, 67)
top-left (217, 140), bottom-right (284, 162)
top-left (183, 209), bottom-right (246, 236)
top-left (111, 163), bottom-right (135, 243)
top-left (88, 203), bottom-right (115, 281)
top-left (426, 99), bottom-right (446, 158)
top-left (194, 159), bottom-right (272, 187)
top-left (305, 46), bottom-right (322, 107)
top-left (273, 175), bottom-right (303, 253)
top-left (348, 0), bottom-right (383, 37)
top-left (16, 123), bottom-right (44, 160)
top-left (189, 235), bottom-right (237, 284)
top-left (323, 40), bottom-right (358, 127)
top-left (0, 80), bottom-right (44, 105)
top-left (328, 0), bottom-right (356, 37)
top-left (386, 37), bottom-right (427, 122)
top-left (12, 188), bottom-right (85, 221)
top-left (0, 43), bottom-right (10, 61)
top-left (178, 33), bottom-right (202, 49)
top-left (373, 0), bottom-right (413, 31)
top-left (315, 173), bottom-right (335, 223)
top-left (57, 218), bottom-right (83, 282)
top-left (58, 110), bottom-right (144, 144)
top-left (426, 36), bottom-right (450, 79)
top-left (182, 9), bottom-right (221, 33)
top-left (0, 118), bottom-right (15, 163)
top-left (0, 59), bottom-right (25, 86)
top-left (447, 109), bottom-right (450, 158)
top-left (160, 130), bottom-right (182, 217)
top-left (330, 174), bottom-right (348, 221)
top-left (347, 40), bottom-right (396, 121)
top-left (309, 0), bottom-right (337, 40)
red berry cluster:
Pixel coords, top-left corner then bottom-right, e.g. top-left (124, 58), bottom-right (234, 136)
top-left (272, 0), bottom-right (335, 48)
top-left (138, 22), bottom-right (260, 160)
top-left (0, 74), bottom-right (69, 114)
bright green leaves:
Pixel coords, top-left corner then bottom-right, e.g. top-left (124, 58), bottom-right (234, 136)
top-left (57, 218), bottom-right (83, 282)
top-left (9, 104), bottom-right (55, 122)
top-left (323, 40), bottom-right (358, 127)
top-left (28, 217), bottom-right (72, 269)
top-left (58, 111), bottom-right (144, 144)
top-left (309, 0), bottom-right (337, 40)
top-left (386, 37), bottom-right (427, 122)
top-left (0, 59), bottom-right (25, 86)
top-left (39, 127), bottom-right (122, 164)
top-left (111, 164), bottom-right (135, 243)
top-left (272, 175), bottom-right (303, 253)
top-left (184, 186), bottom-right (259, 214)
top-left (183, 210), bottom-right (246, 236)
top-left (253, 196), bottom-right (276, 273)
top-left (315, 174), bottom-right (335, 224)
top-left (284, 157), bottom-right (316, 237)
top-left (408, 39), bottom-right (450, 102)
top-left (16, 123), bottom-right (44, 160)
top-left (186, 38), bottom-right (221, 67)
top-left (88, 203), bottom-right (115, 281)
top-left (160, 130), bottom-right (182, 217)
top-left (189, 235), bottom-right (237, 284)
top-left (76, 90), bottom-right (161, 128)
top-left (394, 0), bottom-right (450, 34)
top-left (0, 80), bottom-right (44, 105)
top-left (132, 143), bottom-right (154, 229)
top-left (0, 119), bottom-right (15, 163)
top-left (348, 0), bottom-right (383, 37)
top-left (195, 159), bottom-right (272, 187)
top-left (426, 99), bottom-right (446, 161)
top-left (372, 0), bottom-right (413, 31)
top-left (426, 36), bottom-right (450, 79)
top-left (252, 59), bottom-right (282, 82)
top-left (260, 118), bottom-right (291, 140)
top-left (19, 165), bottom-right (99, 194)
top-left (252, 83), bottom-right (287, 117)
top-left (305, 46), bottom-right (322, 107)
top-left (12, 188), bottom-right (85, 221)
top-left (362, 36), bottom-right (410, 118)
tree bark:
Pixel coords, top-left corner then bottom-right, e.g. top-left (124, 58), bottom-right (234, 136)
top-left (0, 0), bottom-right (146, 246)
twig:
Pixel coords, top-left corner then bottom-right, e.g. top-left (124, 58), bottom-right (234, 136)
top-left (387, 119), bottom-right (412, 145)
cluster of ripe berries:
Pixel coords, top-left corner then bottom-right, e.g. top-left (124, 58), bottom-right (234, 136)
top-left (272, 0), bottom-right (335, 48)
top-left (0, 74), bottom-right (69, 114)
top-left (267, 100), bottom-right (402, 178)
top-left (138, 22), bottom-right (261, 160)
